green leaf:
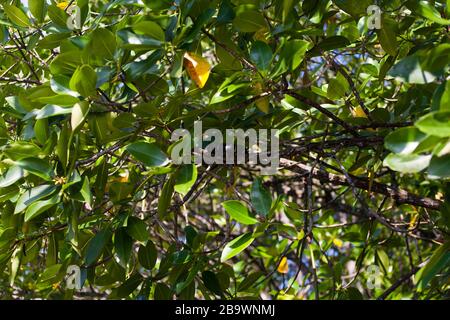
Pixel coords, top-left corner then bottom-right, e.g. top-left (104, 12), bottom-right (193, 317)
top-left (114, 228), bottom-right (133, 267)
top-left (71, 101), bottom-right (91, 132)
top-left (69, 65), bottom-right (97, 97)
top-left (314, 36), bottom-right (350, 53)
top-left (222, 200), bottom-right (258, 225)
top-left (415, 242), bottom-right (450, 291)
top-left (34, 118), bottom-right (48, 145)
top-left (432, 81), bottom-right (450, 111)
top-left (238, 271), bottom-right (264, 291)
top-left (210, 81), bottom-right (248, 104)
top-left (50, 75), bottom-right (79, 96)
top-left (142, 0), bottom-right (172, 11)
top-left (377, 17), bottom-right (398, 56)
top-left (174, 164), bottom-right (197, 196)
top-left (47, 4), bottom-right (69, 28)
top-left (117, 30), bottom-right (162, 49)
top-left (250, 179), bottom-right (272, 216)
top-left (383, 153), bottom-right (432, 173)
top-left (132, 21), bottom-right (165, 42)
top-left (16, 157), bottom-right (54, 181)
top-left (158, 176), bottom-right (175, 218)
top-left (14, 184), bottom-right (57, 214)
top-left (0, 166), bottom-right (24, 188)
top-left (126, 217), bottom-right (149, 242)
top-left (88, 28), bottom-right (117, 60)
top-left (233, 10), bottom-right (267, 32)
top-left (24, 194), bottom-right (59, 222)
top-left (126, 141), bottom-right (169, 167)
top-left (3, 4), bottom-right (31, 27)
top-left (3, 142), bottom-right (41, 161)
top-left (221, 232), bottom-right (255, 262)
top-left (23, 105), bottom-right (72, 121)
top-left (250, 41), bottom-right (272, 71)
top-left (416, 112), bottom-right (450, 138)
top-left (202, 271), bottom-right (223, 296)
top-left (217, 0), bottom-right (235, 24)
top-left (332, 0), bottom-right (372, 18)
top-left (154, 282), bottom-right (172, 300)
top-left (116, 274), bottom-right (143, 298)
top-left (38, 105), bottom-right (73, 119)
top-left (37, 264), bottom-right (63, 286)
top-left (80, 176), bottom-right (92, 205)
top-left (85, 229), bottom-right (112, 266)
top-left (428, 154), bottom-right (450, 178)
top-left (282, 0), bottom-right (295, 23)
top-left (56, 123), bottom-right (69, 169)
top-left (376, 249), bottom-right (390, 273)
top-left (385, 127), bottom-right (427, 154)
top-left (327, 73), bottom-right (349, 100)
top-left (29, 0), bottom-right (47, 23)
top-left (274, 39), bottom-right (311, 75)
top-left (138, 241), bottom-right (157, 270)
top-left (407, 1), bottom-right (450, 25)
top-left (389, 54), bottom-right (437, 84)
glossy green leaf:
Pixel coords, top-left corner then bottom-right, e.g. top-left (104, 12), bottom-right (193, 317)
top-left (415, 242), bottom-right (450, 291)
top-left (377, 17), bottom-right (398, 56)
top-left (138, 241), bottom-right (157, 270)
top-left (126, 142), bottom-right (169, 167)
top-left (69, 65), bottom-right (97, 97)
top-left (332, 0), bottom-right (372, 18)
top-left (250, 179), bottom-right (272, 216)
top-left (14, 184), bottom-right (57, 214)
top-left (114, 228), bottom-right (133, 267)
top-left (24, 194), bottom-right (59, 222)
top-left (233, 10), bottom-right (267, 32)
top-left (222, 200), bottom-right (258, 225)
top-left (0, 166), bottom-right (24, 188)
top-left (389, 54), bottom-right (437, 84)
top-left (85, 229), bottom-right (112, 266)
top-left (71, 101), bottom-right (91, 132)
top-left (416, 112), bottom-right (450, 138)
top-left (47, 4), bottom-right (69, 28)
top-left (383, 153), bottom-right (432, 173)
top-left (407, 1), bottom-right (450, 25)
top-left (221, 233), bottom-right (255, 262)
top-left (132, 21), bottom-right (165, 42)
top-left (250, 41), bottom-right (272, 71)
top-left (126, 217), bottom-right (149, 242)
top-left (88, 28), bottom-right (117, 60)
top-left (29, 0), bottom-right (47, 23)
top-left (158, 176), bottom-right (175, 218)
top-left (174, 164), bottom-right (197, 196)
top-left (3, 4), bottom-right (31, 27)
top-left (428, 154), bottom-right (450, 178)
top-left (16, 157), bottom-right (54, 181)
top-left (385, 127), bottom-right (428, 154)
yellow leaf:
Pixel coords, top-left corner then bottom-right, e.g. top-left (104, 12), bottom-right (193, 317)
top-left (183, 52), bottom-right (211, 88)
top-left (351, 106), bottom-right (368, 118)
top-left (333, 238), bottom-right (343, 248)
top-left (253, 82), bottom-right (269, 113)
top-left (277, 257), bottom-right (289, 274)
top-left (253, 28), bottom-right (269, 43)
top-left (57, 2), bottom-right (69, 10)
top-left (409, 212), bottom-right (419, 230)
top-left (256, 97), bottom-right (269, 113)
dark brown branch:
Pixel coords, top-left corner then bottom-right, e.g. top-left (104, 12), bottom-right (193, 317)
top-left (280, 158), bottom-right (443, 210)
top-left (377, 267), bottom-right (420, 300)
top-left (285, 90), bottom-right (359, 136)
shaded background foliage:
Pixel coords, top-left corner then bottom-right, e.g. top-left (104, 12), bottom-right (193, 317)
top-left (0, 0), bottom-right (449, 300)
